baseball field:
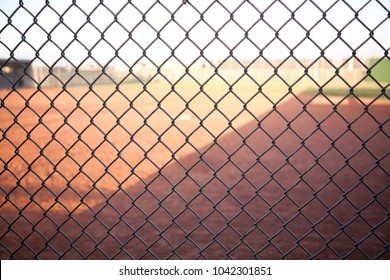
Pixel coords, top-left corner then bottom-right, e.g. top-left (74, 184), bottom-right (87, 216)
top-left (0, 77), bottom-right (389, 259)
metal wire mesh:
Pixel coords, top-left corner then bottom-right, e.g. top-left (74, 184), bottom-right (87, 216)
top-left (0, 0), bottom-right (389, 259)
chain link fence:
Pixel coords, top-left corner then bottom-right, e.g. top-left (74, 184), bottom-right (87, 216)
top-left (0, 0), bottom-right (389, 259)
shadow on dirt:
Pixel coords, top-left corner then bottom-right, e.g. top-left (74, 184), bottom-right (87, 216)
top-left (1, 93), bottom-right (389, 259)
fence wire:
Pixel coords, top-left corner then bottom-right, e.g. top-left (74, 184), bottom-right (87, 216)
top-left (0, 0), bottom-right (389, 259)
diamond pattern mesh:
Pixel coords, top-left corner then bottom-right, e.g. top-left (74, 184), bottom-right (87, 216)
top-left (0, 0), bottom-right (389, 259)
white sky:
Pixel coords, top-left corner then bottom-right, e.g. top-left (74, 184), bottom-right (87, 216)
top-left (0, 0), bottom-right (389, 67)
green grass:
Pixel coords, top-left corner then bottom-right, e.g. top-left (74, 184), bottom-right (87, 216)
top-left (302, 87), bottom-right (388, 99)
top-left (369, 58), bottom-right (390, 83)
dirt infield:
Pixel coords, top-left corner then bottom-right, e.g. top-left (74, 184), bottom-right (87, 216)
top-left (0, 83), bottom-right (389, 259)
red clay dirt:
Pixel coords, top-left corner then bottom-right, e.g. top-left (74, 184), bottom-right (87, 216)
top-left (0, 87), bottom-right (389, 259)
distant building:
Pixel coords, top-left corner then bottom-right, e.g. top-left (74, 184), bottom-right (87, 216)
top-left (0, 59), bottom-right (35, 89)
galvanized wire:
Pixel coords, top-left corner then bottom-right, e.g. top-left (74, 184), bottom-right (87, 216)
top-left (0, 0), bottom-right (389, 259)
